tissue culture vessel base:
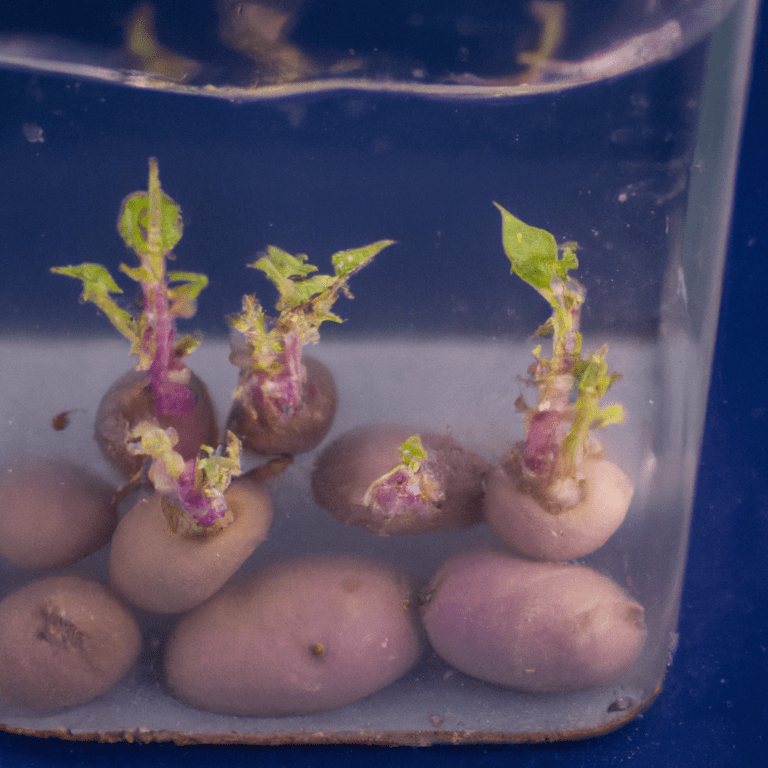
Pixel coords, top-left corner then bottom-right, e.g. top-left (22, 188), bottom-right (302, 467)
top-left (0, 0), bottom-right (757, 745)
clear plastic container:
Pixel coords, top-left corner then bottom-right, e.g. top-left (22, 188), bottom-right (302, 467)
top-left (0, 0), bottom-right (759, 745)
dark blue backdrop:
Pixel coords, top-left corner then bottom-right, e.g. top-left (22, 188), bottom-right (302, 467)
top-left (1, 4), bottom-right (766, 766)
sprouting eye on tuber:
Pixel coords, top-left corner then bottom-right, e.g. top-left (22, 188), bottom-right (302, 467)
top-left (108, 424), bottom-right (273, 613)
top-left (482, 205), bottom-right (633, 561)
top-left (312, 425), bottom-right (488, 535)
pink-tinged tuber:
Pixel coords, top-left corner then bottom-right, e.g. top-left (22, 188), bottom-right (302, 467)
top-left (421, 549), bottom-right (646, 693)
top-left (164, 555), bottom-right (423, 717)
top-left (94, 367), bottom-right (217, 478)
top-left (108, 424), bottom-right (273, 613)
top-left (484, 458), bottom-right (633, 562)
top-left (0, 457), bottom-right (116, 571)
top-left (227, 355), bottom-right (337, 456)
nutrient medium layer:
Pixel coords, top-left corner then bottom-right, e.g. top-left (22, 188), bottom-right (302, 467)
top-left (0, 337), bottom-right (657, 739)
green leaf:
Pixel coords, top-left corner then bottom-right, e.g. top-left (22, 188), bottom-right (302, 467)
top-left (117, 160), bottom-right (182, 260)
top-left (196, 431), bottom-right (242, 498)
top-left (174, 332), bottom-right (203, 359)
top-left (247, 240), bottom-right (393, 347)
top-left (129, 421), bottom-right (186, 480)
top-left (118, 189), bottom-right (183, 255)
top-left (119, 262), bottom-right (154, 286)
top-left (399, 434), bottom-right (428, 469)
top-left (597, 404), bottom-right (625, 427)
top-left (495, 203), bottom-right (577, 293)
top-left (578, 346), bottom-right (621, 399)
top-left (251, 247), bottom-right (330, 311)
top-left (284, 274), bottom-right (337, 309)
top-left (52, 263), bottom-right (123, 295)
top-left (50, 263), bottom-right (136, 342)
top-left (252, 246), bottom-right (316, 285)
top-left (167, 270), bottom-right (209, 319)
top-left (331, 240), bottom-right (395, 279)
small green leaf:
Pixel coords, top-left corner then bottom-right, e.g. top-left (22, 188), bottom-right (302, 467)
top-left (51, 263), bottom-right (136, 342)
top-left (52, 263), bottom-right (123, 295)
top-left (533, 318), bottom-right (555, 337)
top-left (495, 203), bottom-right (566, 292)
top-left (129, 421), bottom-right (186, 480)
top-left (119, 262), bottom-right (155, 286)
top-left (174, 332), bottom-right (203, 359)
top-left (253, 246), bottom-right (318, 280)
top-left (167, 270), bottom-right (209, 319)
top-left (117, 160), bottom-right (182, 261)
top-left (196, 431), bottom-right (242, 498)
top-left (597, 404), bottom-right (625, 427)
top-left (399, 434), bottom-right (428, 469)
top-left (118, 190), bottom-right (183, 255)
top-left (332, 240), bottom-right (395, 279)
top-left (251, 248), bottom-right (332, 312)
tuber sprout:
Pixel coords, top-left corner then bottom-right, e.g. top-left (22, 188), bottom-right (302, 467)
top-left (362, 434), bottom-right (446, 520)
top-left (229, 241), bottom-right (393, 428)
top-left (495, 203), bottom-right (624, 511)
top-left (51, 158), bottom-right (208, 417)
top-left (127, 422), bottom-right (242, 535)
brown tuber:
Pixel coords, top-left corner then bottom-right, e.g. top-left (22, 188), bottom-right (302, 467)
top-left (0, 576), bottom-right (141, 712)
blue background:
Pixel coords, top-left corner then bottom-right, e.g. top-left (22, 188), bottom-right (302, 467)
top-left (1, 5), bottom-right (767, 767)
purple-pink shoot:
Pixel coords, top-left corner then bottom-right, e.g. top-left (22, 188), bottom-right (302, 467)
top-left (363, 435), bottom-right (445, 520)
top-left (128, 422), bottom-right (242, 535)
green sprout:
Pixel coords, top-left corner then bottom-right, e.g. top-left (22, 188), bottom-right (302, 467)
top-left (52, 159), bottom-right (208, 416)
top-left (229, 240), bottom-right (394, 426)
top-left (362, 435), bottom-right (445, 519)
top-left (496, 203), bottom-right (624, 489)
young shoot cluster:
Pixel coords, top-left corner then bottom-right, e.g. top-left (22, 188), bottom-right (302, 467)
top-left (128, 422), bottom-right (242, 535)
top-left (229, 240), bottom-right (393, 426)
top-left (362, 435), bottom-right (445, 519)
top-left (496, 203), bottom-right (624, 495)
top-left (51, 158), bottom-right (207, 417)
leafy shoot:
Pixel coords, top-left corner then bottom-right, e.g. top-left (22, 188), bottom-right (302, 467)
top-left (51, 158), bottom-right (208, 416)
top-left (495, 203), bottom-right (624, 498)
top-left (128, 421), bottom-right (242, 535)
top-left (362, 435), bottom-right (445, 519)
top-left (229, 240), bottom-right (393, 426)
